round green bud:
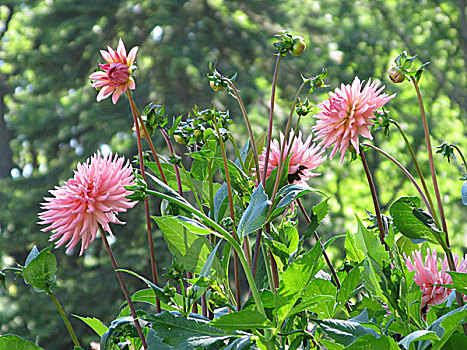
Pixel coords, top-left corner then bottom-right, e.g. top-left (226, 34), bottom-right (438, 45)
top-left (210, 80), bottom-right (223, 92)
top-left (194, 129), bottom-right (204, 138)
top-left (291, 36), bottom-right (306, 56)
top-left (387, 65), bottom-right (405, 83)
top-left (173, 134), bottom-right (187, 145)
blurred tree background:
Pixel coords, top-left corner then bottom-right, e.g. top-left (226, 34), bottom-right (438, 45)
top-left (0, 0), bottom-right (465, 348)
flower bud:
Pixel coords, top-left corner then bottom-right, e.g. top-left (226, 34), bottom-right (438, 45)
top-left (210, 80), bottom-right (223, 92)
top-left (173, 134), bottom-right (187, 145)
top-left (291, 36), bottom-right (306, 56)
top-left (387, 65), bottom-right (405, 83)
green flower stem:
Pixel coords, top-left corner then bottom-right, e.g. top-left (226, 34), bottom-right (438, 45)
top-left (223, 78), bottom-right (261, 180)
top-left (450, 144), bottom-right (467, 173)
top-left (261, 53), bottom-right (282, 185)
top-left (126, 90), bottom-right (167, 184)
top-left (270, 81), bottom-right (307, 205)
top-left (411, 81), bottom-right (465, 317)
top-left (47, 291), bottom-right (81, 348)
top-left (159, 127), bottom-right (183, 197)
top-left (360, 148), bottom-right (390, 251)
top-left (126, 90), bottom-right (161, 313)
top-left (145, 188), bottom-right (266, 317)
top-left (261, 243), bottom-right (275, 293)
top-left (100, 227), bottom-right (148, 349)
top-left (212, 118), bottom-right (242, 310)
top-left (411, 80), bottom-right (449, 241)
top-left (362, 143), bottom-right (433, 215)
top-left (389, 119), bottom-right (439, 225)
top-left (228, 134), bottom-right (245, 170)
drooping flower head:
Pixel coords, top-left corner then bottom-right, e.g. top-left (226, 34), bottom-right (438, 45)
top-left (39, 152), bottom-right (136, 255)
top-left (313, 77), bottom-right (395, 163)
top-left (256, 130), bottom-right (326, 185)
top-left (89, 39), bottom-right (138, 104)
top-left (405, 248), bottom-right (467, 309)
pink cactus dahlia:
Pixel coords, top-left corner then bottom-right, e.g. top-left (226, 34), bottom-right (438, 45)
top-left (39, 152), bottom-right (136, 255)
top-left (256, 130), bottom-right (326, 185)
top-left (405, 248), bottom-right (467, 308)
top-left (89, 39), bottom-right (138, 104)
top-left (313, 77), bottom-right (395, 163)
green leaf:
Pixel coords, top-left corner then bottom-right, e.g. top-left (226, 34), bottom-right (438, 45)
top-left (269, 184), bottom-right (317, 221)
top-left (0, 335), bottom-right (44, 350)
top-left (100, 316), bottom-right (142, 350)
top-left (154, 216), bottom-right (223, 278)
top-left (445, 271), bottom-right (467, 294)
top-left (301, 279), bottom-right (337, 318)
top-left (73, 315), bottom-right (108, 337)
top-left (222, 336), bottom-right (252, 350)
top-left (209, 309), bottom-right (273, 332)
top-left (275, 242), bottom-right (324, 322)
top-left (213, 183), bottom-right (229, 222)
top-left (147, 329), bottom-right (173, 350)
top-left (144, 311), bottom-right (229, 350)
top-left (314, 318), bottom-right (380, 347)
top-left (237, 184), bottom-right (271, 239)
top-left (213, 157), bottom-right (251, 196)
top-left (398, 330), bottom-right (439, 350)
top-left (245, 131), bottom-right (268, 175)
top-left (177, 216), bottom-right (214, 236)
top-left (22, 245), bottom-right (57, 293)
top-left (389, 197), bottom-right (442, 245)
top-left (424, 305), bottom-right (467, 350)
top-left (345, 230), bottom-right (364, 264)
top-left (354, 216), bottom-right (388, 265)
top-left (345, 333), bottom-right (399, 349)
top-left (117, 269), bottom-right (173, 304)
top-left (337, 266), bottom-right (361, 306)
top-left (288, 294), bottom-right (335, 316)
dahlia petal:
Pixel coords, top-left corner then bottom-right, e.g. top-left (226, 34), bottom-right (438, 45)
top-left (112, 87), bottom-right (123, 104)
top-left (97, 86), bottom-right (115, 101)
top-left (100, 50), bottom-right (113, 63)
top-left (127, 46), bottom-right (138, 66)
top-left (117, 38), bottom-right (127, 62)
top-left (89, 71), bottom-right (108, 79)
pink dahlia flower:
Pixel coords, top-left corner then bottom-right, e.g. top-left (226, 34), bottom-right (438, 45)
top-left (39, 152), bottom-right (136, 255)
top-left (89, 38), bottom-right (138, 104)
top-left (405, 248), bottom-right (467, 308)
top-left (313, 77), bottom-right (395, 163)
top-left (256, 130), bottom-right (326, 185)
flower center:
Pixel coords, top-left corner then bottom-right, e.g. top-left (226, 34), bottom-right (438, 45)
top-left (288, 165), bottom-right (307, 184)
top-left (107, 62), bottom-right (130, 84)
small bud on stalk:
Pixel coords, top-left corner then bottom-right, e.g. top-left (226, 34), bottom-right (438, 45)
top-left (387, 65), bottom-right (405, 83)
top-left (291, 36), bottom-right (306, 56)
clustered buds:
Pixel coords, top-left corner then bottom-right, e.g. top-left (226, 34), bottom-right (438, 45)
top-left (388, 51), bottom-right (430, 84)
top-left (295, 97), bottom-right (314, 117)
top-left (170, 106), bottom-right (232, 146)
top-left (372, 109), bottom-right (391, 138)
top-left (273, 31), bottom-right (307, 56)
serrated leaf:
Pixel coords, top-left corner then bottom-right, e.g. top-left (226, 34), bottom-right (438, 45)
top-left (354, 216), bottom-right (388, 265)
top-left (389, 197), bottom-right (441, 245)
top-left (73, 315), bottom-right (108, 337)
top-left (154, 216), bottom-right (223, 278)
top-left (345, 230), bottom-right (364, 264)
top-left (0, 335), bottom-right (44, 350)
top-left (22, 246), bottom-right (57, 293)
top-left (147, 329), bottom-right (173, 350)
top-left (222, 336), bottom-right (252, 350)
top-left (210, 309), bottom-right (273, 332)
top-left (346, 333), bottom-right (399, 349)
top-left (275, 242), bottom-right (324, 322)
top-left (337, 266), bottom-right (361, 306)
top-left (237, 184), bottom-right (271, 239)
top-left (301, 279), bottom-right (337, 318)
top-left (144, 311), bottom-right (229, 350)
top-left (423, 305), bottom-right (467, 350)
top-left (213, 182), bottom-right (229, 222)
top-left (100, 316), bottom-right (142, 350)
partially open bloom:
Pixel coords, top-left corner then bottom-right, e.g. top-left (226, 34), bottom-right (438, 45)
top-left (405, 249), bottom-right (467, 309)
top-left (313, 77), bottom-right (395, 163)
top-left (39, 152), bottom-right (136, 255)
top-left (256, 130), bottom-right (326, 185)
top-left (89, 39), bottom-right (138, 104)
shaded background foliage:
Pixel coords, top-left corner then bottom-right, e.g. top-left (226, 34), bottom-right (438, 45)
top-left (0, 0), bottom-right (465, 348)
